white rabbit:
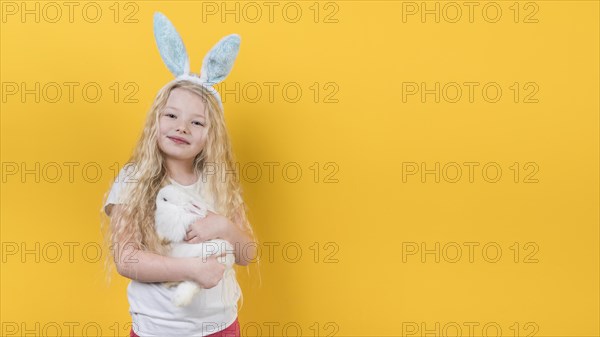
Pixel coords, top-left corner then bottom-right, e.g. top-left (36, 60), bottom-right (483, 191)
top-left (155, 184), bottom-right (239, 307)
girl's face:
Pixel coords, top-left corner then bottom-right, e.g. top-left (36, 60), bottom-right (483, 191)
top-left (157, 87), bottom-right (209, 162)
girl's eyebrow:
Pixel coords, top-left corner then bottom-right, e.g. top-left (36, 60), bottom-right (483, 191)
top-left (165, 106), bottom-right (205, 119)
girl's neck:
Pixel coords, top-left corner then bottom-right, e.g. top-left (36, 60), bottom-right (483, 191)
top-left (165, 160), bottom-right (198, 185)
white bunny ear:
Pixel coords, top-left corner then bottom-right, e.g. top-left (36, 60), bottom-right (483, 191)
top-left (199, 34), bottom-right (241, 85)
top-left (153, 12), bottom-right (190, 77)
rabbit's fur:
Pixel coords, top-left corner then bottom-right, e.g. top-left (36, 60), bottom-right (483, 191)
top-left (155, 184), bottom-right (239, 307)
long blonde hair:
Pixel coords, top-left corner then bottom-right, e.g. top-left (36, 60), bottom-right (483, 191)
top-left (100, 80), bottom-right (261, 308)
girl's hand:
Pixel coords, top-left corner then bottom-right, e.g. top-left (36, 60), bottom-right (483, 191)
top-left (186, 255), bottom-right (226, 289)
top-left (184, 211), bottom-right (229, 244)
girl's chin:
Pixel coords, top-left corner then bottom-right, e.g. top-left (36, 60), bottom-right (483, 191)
top-left (158, 148), bottom-right (195, 161)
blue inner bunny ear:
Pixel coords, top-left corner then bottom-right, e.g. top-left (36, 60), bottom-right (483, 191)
top-left (199, 34), bottom-right (241, 85)
top-left (153, 12), bottom-right (189, 77)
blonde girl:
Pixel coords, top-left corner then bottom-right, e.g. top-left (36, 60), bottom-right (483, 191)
top-left (101, 14), bottom-right (260, 336)
top-left (101, 79), bottom-right (258, 337)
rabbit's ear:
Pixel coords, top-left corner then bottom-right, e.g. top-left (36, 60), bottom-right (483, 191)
top-left (199, 34), bottom-right (241, 85)
top-left (153, 12), bottom-right (190, 77)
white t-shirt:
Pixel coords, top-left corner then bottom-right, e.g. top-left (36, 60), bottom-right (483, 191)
top-left (104, 164), bottom-right (240, 337)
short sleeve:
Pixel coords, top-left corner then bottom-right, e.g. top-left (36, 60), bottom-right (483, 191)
top-left (104, 163), bottom-right (138, 216)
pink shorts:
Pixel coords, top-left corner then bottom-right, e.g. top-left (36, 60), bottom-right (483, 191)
top-left (130, 317), bottom-right (240, 337)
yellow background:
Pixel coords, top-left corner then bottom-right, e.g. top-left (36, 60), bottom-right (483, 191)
top-left (1, 1), bottom-right (599, 336)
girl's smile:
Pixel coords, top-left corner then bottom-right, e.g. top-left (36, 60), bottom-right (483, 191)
top-left (168, 136), bottom-right (190, 145)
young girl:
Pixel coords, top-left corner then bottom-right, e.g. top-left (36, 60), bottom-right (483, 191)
top-left (101, 79), bottom-right (258, 337)
top-left (100, 14), bottom-right (259, 335)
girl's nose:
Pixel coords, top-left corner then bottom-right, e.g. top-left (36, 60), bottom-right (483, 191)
top-left (176, 125), bottom-right (188, 133)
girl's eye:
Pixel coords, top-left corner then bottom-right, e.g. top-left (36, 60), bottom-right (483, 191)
top-left (165, 113), bottom-right (176, 118)
top-left (192, 121), bottom-right (205, 127)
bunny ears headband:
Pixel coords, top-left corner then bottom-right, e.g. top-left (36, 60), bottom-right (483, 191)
top-left (153, 11), bottom-right (241, 109)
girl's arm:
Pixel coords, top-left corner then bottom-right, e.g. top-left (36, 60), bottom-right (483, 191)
top-left (111, 205), bottom-right (225, 287)
top-left (115, 246), bottom-right (194, 283)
